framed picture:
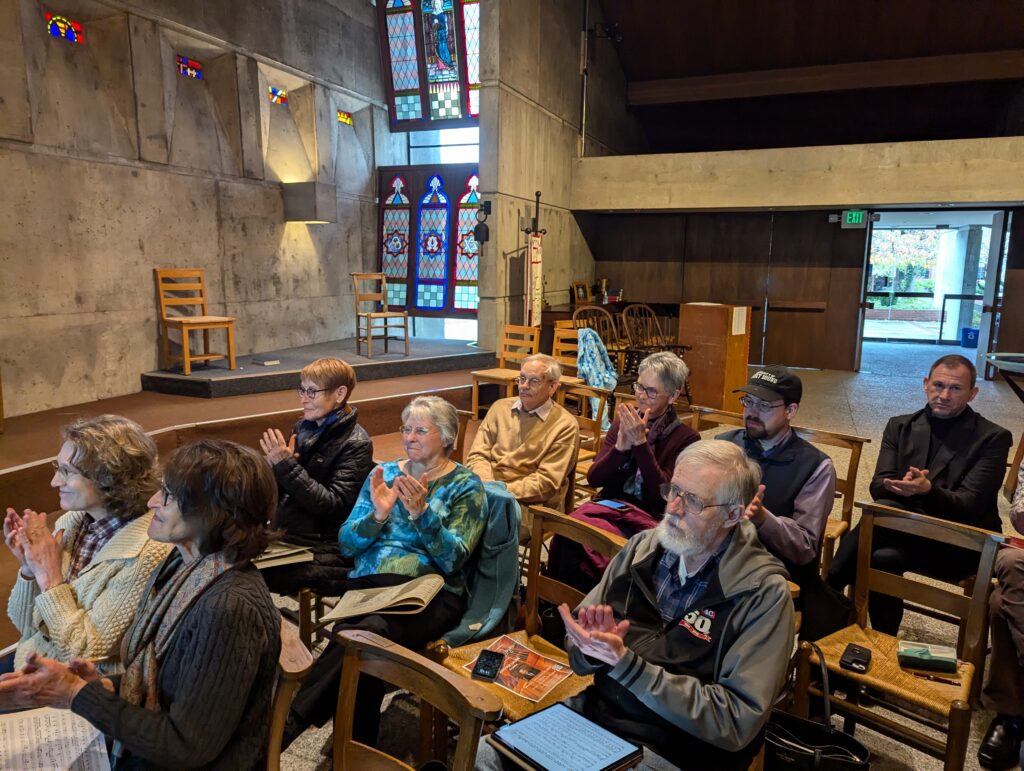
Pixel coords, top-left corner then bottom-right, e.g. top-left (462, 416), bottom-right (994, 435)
top-left (571, 281), bottom-right (592, 305)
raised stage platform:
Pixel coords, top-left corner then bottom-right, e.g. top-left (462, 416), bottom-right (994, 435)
top-left (141, 337), bottom-right (495, 398)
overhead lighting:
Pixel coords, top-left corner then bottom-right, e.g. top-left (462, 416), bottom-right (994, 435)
top-left (281, 182), bottom-right (337, 223)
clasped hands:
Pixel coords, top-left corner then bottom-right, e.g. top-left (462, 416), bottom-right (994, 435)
top-left (259, 429), bottom-right (298, 465)
top-left (614, 404), bottom-right (650, 451)
top-left (4, 508), bottom-right (65, 591)
top-left (369, 466), bottom-right (429, 521)
top-left (558, 603), bottom-right (629, 667)
top-left (883, 466), bottom-right (931, 497)
top-left (0, 653), bottom-right (112, 711)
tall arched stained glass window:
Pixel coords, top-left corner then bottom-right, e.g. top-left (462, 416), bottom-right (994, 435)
top-left (454, 175), bottom-right (480, 311)
top-left (381, 176), bottom-right (411, 309)
top-left (415, 176), bottom-right (450, 310)
top-left (377, 0), bottom-right (479, 130)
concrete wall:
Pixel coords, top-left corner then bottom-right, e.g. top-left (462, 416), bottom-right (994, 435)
top-left (476, 0), bottom-right (644, 351)
top-left (0, 0), bottom-right (406, 416)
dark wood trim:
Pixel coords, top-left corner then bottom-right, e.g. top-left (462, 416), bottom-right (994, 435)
top-left (628, 50), bottom-right (1024, 106)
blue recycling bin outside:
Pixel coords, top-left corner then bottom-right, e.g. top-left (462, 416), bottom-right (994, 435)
top-left (960, 327), bottom-right (979, 348)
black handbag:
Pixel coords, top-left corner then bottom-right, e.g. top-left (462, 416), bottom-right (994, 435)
top-left (765, 643), bottom-right (870, 770)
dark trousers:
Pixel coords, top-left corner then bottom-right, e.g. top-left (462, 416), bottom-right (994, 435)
top-left (289, 574), bottom-right (465, 745)
top-left (826, 499), bottom-right (977, 635)
top-left (983, 548), bottom-right (1024, 716)
top-left (260, 541), bottom-right (352, 596)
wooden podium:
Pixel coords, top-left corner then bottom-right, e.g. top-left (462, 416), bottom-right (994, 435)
top-left (677, 303), bottom-right (750, 411)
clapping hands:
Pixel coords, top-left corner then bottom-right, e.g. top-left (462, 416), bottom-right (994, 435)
top-left (259, 429), bottom-right (297, 465)
top-left (614, 404), bottom-right (650, 451)
top-left (558, 603), bottom-right (629, 666)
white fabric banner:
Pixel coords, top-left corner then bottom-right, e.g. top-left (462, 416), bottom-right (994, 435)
top-left (526, 233), bottom-right (544, 326)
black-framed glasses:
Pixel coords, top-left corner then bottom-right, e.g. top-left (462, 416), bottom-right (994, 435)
top-left (632, 382), bottom-right (660, 399)
top-left (51, 460), bottom-right (82, 479)
top-left (159, 483), bottom-right (174, 507)
top-left (659, 483), bottom-right (731, 516)
top-left (738, 396), bottom-right (785, 413)
top-left (297, 387), bottom-right (329, 399)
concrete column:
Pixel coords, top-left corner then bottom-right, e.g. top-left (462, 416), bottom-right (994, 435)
top-left (236, 55), bottom-right (264, 179)
top-left (0, 0), bottom-right (32, 141)
top-left (958, 225), bottom-right (983, 333)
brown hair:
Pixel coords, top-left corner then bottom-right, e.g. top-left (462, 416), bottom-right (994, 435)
top-left (163, 439), bottom-right (276, 562)
top-left (300, 357), bottom-right (356, 406)
top-left (928, 354), bottom-right (977, 388)
top-left (62, 415), bottom-right (159, 519)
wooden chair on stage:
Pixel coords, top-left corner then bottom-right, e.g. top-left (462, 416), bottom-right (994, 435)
top-left (620, 303), bottom-right (674, 347)
top-left (352, 273), bottom-right (409, 359)
top-left (793, 503), bottom-right (1003, 771)
top-left (334, 630), bottom-right (501, 771)
top-left (153, 268), bottom-right (236, 376)
top-left (267, 620), bottom-right (314, 771)
top-left (470, 324), bottom-right (540, 418)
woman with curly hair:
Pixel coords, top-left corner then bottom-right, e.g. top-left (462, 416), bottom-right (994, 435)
top-left (3, 415), bottom-right (171, 673)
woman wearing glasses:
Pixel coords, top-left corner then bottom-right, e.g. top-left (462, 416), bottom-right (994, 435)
top-left (284, 395), bottom-right (487, 748)
top-left (3, 415), bottom-right (171, 674)
top-left (258, 357), bottom-right (374, 594)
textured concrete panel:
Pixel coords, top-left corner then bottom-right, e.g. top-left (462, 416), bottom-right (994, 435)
top-left (0, 0), bottom-right (32, 141)
top-left (235, 55), bottom-right (264, 179)
top-left (129, 16), bottom-right (168, 163)
top-left (205, 53), bottom-right (243, 174)
top-left (167, 52), bottom-right (242, 175)
top-left (331, 101), bottom-right (374, 198)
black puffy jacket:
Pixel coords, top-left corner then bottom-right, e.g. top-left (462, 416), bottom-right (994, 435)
top-left (271, 407), bottom-right (374, 544)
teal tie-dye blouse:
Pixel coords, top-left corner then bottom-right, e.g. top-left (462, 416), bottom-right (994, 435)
top-left (339, 461), bottom-right (487, 596)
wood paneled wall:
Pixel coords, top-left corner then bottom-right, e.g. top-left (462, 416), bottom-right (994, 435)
top-left (998, 209), bottom-right (1024, 353)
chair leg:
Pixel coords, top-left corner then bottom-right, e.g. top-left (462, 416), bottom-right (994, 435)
top-left (403, 316), bottom-right (410, 355)
top-left (945, 701), bottom-right (971, 771)
top-left (297, 589), bottom-right (313, 651)
top-left (367, 320), bottom-right (374, 359)
top-left (793, 642), bottom-right (811, 717)
top-left (226, 324), bottom-right (236, 370)
top-left (820, 535), bottom-right (836, 577)
top-left (181, 329), bottom-right (192, 376)
top-left (203, 328), bottom-right (211, 357)
top-left (160, 327), bottom-right (170, 370)
top-left (384, 319), bottom-right (390, 354)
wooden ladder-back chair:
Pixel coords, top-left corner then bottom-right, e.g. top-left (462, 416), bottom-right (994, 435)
top-left (551, 326), bottom-right (580, 377)
top-left (266, 620), bottom-right (314, 771)
top-left (334, 629), bottom-right (502, 771)
top-left (153, 268), bottom-right (236, 376)
top-left (688, 406), bottom-right (870, 576)
top-left (428, 506), bottom-right (626, 724)
top-left (351, 272), bottom-right (409, 359)
top-left (470, 324), bottom-right (540, 418)
top-left (620, 303), bottom-right (673, 347)
top-left (572, 306), bottom-right (628, 371)
top-left (792, 503), bottom-right (1003, 771)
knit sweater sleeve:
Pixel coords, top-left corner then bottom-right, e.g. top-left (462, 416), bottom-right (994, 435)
top-left (7, 573), bottom-right (41, 638)
top-left (339, 467), bottom-right (388, 558)
top-left (71, 579), bottom-right (278, 769)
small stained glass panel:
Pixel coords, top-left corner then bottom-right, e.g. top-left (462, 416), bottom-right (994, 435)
top-left (268, 86), bottom-right (288, 105)
top-left (454, 284), bottom-right (478, 311)
top-left (417, 283), bottom-right (445, 309)
top-left (337, 110), bottom-right (353, 125)
top-left (45, 13), bottom-right (84, 44)
top-left (422, 0), bottom-right (460, 84)
top-left (176, 55), bottom-right (203, 80)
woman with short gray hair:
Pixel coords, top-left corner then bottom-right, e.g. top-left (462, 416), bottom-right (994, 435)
top-left (402, 395), bottom-right (460, 452)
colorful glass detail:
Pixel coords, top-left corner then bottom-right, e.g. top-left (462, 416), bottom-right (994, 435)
top-left (386, 4), bottom-right (422, 122)
top-left (415, 176), bottom-right (450, 309)
top-left (337, 110), bottom-right (353, 125)
top-left (462, 0), bottom-right (480, 117)
top-left (45, 13), bottom-right (84, 44)
top-left (268, 86), bottom-right (288, 105)
top-left (422, 0), bottom-right (462, 120)
top-left (381, 177), bottom-right (411, 309)
top-left (176, 55), bottom-right (203, 80)
top-left (454, 174), bottom-right (480, 311)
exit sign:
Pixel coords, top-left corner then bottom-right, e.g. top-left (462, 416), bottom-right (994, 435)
top-left (841, 209), bottom-right (867, 229)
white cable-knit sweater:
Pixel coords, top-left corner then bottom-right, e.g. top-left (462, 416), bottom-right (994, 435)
top-left (7, 510), bottom-right (172, 673)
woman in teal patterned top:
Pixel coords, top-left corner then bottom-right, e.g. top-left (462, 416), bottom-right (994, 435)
top-left (286, 395), bottom-right (487, 748)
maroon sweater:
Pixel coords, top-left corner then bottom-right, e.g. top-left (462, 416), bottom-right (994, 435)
top-left (586, 410), bottom-right (700, 517)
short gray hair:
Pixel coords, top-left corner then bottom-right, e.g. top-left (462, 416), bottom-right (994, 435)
top-left (402, 396), bottom-right (459, 452)
top-left (638, 351), bottom-right (689, 395)
top-left (674, 441), bottom-right (761, 508)
top-left (521, 353), bottom-right (561, 382)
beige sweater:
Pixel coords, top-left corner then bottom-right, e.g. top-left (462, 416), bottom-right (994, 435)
top-left (7, 510), bottom-right (172, 673)
top-left (466, 397), bottom-right (580, 510)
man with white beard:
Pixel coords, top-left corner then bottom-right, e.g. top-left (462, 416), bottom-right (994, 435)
top-left (475, 441), bottom-right (795, 771)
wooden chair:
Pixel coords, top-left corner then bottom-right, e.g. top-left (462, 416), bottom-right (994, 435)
top-left (153, 268), bottom-right (236, 376)
top-left (572, 306), bottom-right (628, 371)
top-left (429, 506), bottom-right (626, 724)
top-left (620, 303), bottom-right (673, 347)
top-left (792, 502), bottom-right (1003, 771)
top-left (551, 326), bottom-right (579, 377)
top-left (351, 273), bottom-right (409, 359)
top-left (563, 383), bottom-right (612, 464)
top-left (266, 620), bottom-right (314, 771)
top-left (470, 324), bottom-right (540, 418)
top-left (334, 629), bottom-right (502, 771)
top-left (688, 406), bottom-right (870, 576)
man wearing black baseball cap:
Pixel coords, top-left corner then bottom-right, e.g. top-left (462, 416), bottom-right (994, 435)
top-left (715, 365), bottom-right (837, 599)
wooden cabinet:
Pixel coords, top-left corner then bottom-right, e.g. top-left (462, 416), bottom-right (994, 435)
top-left (678, 303), bottom-right (750, 410)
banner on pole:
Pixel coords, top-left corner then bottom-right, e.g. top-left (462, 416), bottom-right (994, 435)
top-left (526, 233), bottom-right (544, 326)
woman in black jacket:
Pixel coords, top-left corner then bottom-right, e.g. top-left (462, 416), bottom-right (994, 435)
top-left (258, 357), bottom-right (374, 594)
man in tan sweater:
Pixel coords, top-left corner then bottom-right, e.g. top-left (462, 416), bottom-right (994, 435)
top-left (467, 354), bottom-right (580, 538)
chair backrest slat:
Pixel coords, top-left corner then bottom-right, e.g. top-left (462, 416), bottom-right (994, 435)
top-left (572, 306), bottom-right (620, 347)
top-left (154, 268), bottom-right (210, 319)
top-left (498, 324), bottom-right (540, 368)
top-left (351, 272), bottom-right (391, 313)
top-left (621, 303), bottom-right (666, 347)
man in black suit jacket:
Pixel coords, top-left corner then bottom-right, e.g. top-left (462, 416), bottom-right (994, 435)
top-left (827, 354), bottom-right (1012, 634)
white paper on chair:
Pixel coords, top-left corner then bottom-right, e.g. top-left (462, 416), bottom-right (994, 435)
top-left (0, 707), bottom-right (110, 771)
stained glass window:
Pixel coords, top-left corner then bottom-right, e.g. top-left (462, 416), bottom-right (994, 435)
top-left (337, 110), bottom-right (353, 125)
top-left (378, 0), bottom-right (479, 130)
top-left (381, 176), bottom-right (411, 309)
top-left (415, 175), bottom-right (450, 310)
top-left (176, 56), bottom-right (203, 80)
top-left (268, 86), bottom-right (288, 105)
top-left (45, 13), bottom-right (84, 44)
top-left (454, 174), bottom-right (480, 310)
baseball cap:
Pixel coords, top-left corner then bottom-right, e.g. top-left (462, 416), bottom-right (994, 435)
top-left (734, 365), bottom-right (802, 405)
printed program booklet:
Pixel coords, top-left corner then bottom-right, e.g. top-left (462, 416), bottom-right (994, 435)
top-left (253, 542), bottom-right (314, 570)
top-left (319, 573), bottom-right (445, 622)
top-left (464, 635), bottom-right (573, 703)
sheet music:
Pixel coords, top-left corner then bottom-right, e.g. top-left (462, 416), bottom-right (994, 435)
top-left (494, 702), bottom-right (639, 771)
top-left (0, 707), bottom-right (110, 771)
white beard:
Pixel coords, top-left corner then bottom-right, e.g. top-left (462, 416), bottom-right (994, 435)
top-left (656, 513), bottom-right (722, 562)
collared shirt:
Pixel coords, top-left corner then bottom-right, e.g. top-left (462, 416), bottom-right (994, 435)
top-left (67, 515), bottom-right (131, 581)
top-left (511, 398), bottom-right (554, 421)
top-left (652, 532), bottom-right (733, 624)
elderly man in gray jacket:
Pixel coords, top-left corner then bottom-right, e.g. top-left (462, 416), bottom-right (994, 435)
top-left (476, 441), bottom-right (795, 770)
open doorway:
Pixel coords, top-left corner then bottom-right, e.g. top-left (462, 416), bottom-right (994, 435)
top-left (859, 210), bottom-right (1008, 375)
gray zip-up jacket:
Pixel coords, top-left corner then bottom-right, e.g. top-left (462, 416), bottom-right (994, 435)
top-left (569, 520), bottom-right (795, 768)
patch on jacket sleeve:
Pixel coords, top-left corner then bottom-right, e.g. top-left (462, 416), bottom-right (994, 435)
top-left (679, 608), bottom-right (715, 642)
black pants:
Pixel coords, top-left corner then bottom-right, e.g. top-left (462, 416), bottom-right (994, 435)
top-left (260, 541), bottom-right (352, 596)
top-left (826, 499), bottom-right (977, 635)
top-left (289, 574), bottom-right (465, 745)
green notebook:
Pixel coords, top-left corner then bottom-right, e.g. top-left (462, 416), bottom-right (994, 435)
top-left (897, 640), bottom-right (957, 673)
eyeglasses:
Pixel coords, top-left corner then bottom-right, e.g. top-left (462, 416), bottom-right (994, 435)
top-left (400, 425), bottom-right (435, 437)
top-left (516, 375), bottom-right (546, 387)
top-left (297, 387), bottom-right (329, 399)
top-left (632, 382), bottom-right (661, 399)
top-left (51, 460), bottom-right (82, 480)
top-left (738, 396), bottom-right (785, 413)
top-left (659, 483), bottom-right (731, 516)
top-left (159, 483), bottom-right (174, 507)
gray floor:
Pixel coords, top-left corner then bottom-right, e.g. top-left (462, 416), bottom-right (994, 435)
top-left (282, 340), bottom-right (1024, 770)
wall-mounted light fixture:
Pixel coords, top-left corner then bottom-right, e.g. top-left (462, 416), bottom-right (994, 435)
top-left (282, 182), bottom-right (337, 224)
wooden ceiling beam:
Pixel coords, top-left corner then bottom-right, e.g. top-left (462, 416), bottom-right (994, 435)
top-left (627, 50), bottom-right (1024, 106)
